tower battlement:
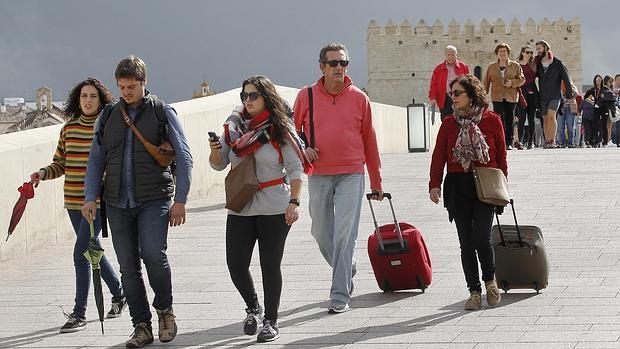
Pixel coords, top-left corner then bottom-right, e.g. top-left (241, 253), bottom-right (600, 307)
top-left (367, 17), bottom-right (580, 37)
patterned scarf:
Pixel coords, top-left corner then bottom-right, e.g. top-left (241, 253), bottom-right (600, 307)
top-left (453, 106), bottom-right (490, 171)
top-left (224, 108), bottom-right (272, 157)
top-left (223, 106), bottom-right (314, 174)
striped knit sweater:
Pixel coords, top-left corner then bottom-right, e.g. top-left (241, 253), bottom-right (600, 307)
top-left (41, 114), bottom-right (99, 209)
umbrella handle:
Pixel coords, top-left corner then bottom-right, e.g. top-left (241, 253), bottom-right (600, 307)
top-left (89, 213), bottom-right (95, 239)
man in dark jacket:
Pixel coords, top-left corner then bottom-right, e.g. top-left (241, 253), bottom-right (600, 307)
top-left (82, 56), bottom-right (193, 348)
top-left (535, 40), bottom-right (573, 148)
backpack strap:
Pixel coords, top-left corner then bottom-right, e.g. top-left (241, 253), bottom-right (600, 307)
top-left (153, 99), bottom-right (172, 143)
top-left (152, 99), bottom-right (177, 175)
top-left (95, 102), bottom-right (116, 146)
top-left (307, 87), bottom-right (315, 148)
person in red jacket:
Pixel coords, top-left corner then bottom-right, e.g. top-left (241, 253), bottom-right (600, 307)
top-left (428, 45), bottom-right (470, 121)
top-left (429, 74), bottom-right (507, 311)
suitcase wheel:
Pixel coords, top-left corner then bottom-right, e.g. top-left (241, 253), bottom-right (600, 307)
top-left (500, 280), bottom-right (509, 293)
top-left (416, 275), bottom-right (427, 293)
top-left (533, 282), bottom-right (540, 293)
top-left (382, 280), bottom-right (393, 293)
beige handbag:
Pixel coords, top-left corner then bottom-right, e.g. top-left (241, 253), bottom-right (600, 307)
top-left (224, 155), bottom-right (259, 213)
top-left (472, 167), bottom-right (510, 206)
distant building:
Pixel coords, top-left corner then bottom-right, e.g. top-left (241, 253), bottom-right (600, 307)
top-left (367, 17), bottom-right (582, 107)
top-left (0, 87), bottom-right (67, 134)
top-left (192, 79), bottom-right (215, 99)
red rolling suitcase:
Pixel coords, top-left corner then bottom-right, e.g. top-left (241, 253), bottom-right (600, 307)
top-left (367, 193), bottom-right (432, 292)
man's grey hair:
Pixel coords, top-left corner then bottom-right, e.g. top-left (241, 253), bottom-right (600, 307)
top-left (445, 45), bottom-right (458, 54)
top-left (319, 42), bottom-right (349, 63)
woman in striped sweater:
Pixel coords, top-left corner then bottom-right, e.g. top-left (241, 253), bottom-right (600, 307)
top-left (30, 78), bottom-right (125, 333)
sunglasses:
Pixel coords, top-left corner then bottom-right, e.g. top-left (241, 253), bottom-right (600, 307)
top-left (323, 60), bottom-right (349, 68)
top-left (525, 51), bottom-right (534, 54)
top-left (449, 89), bottom-right (467, 98)
top-left (240, 91), bottom-right (261, 102)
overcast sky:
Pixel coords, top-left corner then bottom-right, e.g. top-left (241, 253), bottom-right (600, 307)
top-left (1, 0), bottom-right (618, 103)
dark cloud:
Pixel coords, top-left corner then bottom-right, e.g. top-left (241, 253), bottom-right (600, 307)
top-left (0, 0), bottom-right (617, 103)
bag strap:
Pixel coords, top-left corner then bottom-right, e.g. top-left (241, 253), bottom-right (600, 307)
top-left (119, 107), bottom-right (159, 159)
top-left (307, 87), bottom-right (315, 148)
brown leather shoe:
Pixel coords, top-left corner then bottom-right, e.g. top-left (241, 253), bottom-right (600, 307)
top-left (156, 307), bottom-right (177, 343)
top-left (485, 278), bottom-right (502, 306)
top-left (125, 323), bottom-right (154, 348)
top-left (464, 291), bottom-right (481, 310)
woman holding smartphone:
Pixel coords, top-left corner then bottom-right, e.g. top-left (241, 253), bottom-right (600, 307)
top-left (209, 75), bottom-right (307, 342)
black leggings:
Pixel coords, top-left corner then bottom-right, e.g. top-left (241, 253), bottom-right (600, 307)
top-left (516, 93), bottom-right (537, 145)
top-left (226, 214), bottom-right (290, 321)
top-left (444, 173), bottom-right (496, 293)
top-left (493, 101), bottom-right (517, 146)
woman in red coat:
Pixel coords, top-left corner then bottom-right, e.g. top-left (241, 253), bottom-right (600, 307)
top-left (429, 74), bottom-right (508, 310)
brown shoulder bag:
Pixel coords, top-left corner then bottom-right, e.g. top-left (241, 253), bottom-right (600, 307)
top-left (472, 167), bottom-right (510, 206)
top-left (224, 154), bottom-right (259, 213)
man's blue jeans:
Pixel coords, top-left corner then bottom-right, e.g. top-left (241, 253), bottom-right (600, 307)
top-left (309, 174), bottom-right (364, 304)
top-left (107, 198), bottom-right (172, 327)
top-left (67, 209), bottom-right (122, 318)
top-left (556, 106), bottom-right (575, 146)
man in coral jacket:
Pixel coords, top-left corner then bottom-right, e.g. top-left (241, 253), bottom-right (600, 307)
top-left (428, 45), bottom-right (470, 120)
top-left (294, 42), bottom-right (383, 314)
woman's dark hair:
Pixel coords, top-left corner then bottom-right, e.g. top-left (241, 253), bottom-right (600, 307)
top-left (603, 75), bottom-right (613, 89)
top-left (63, 77), bottom-right (114, 118)
top-left (593, 75), bottom-right (603, 90)
top-left (241, 75), bottom-right (291, 145)
top-left (518, 46), bottom-right (536, 72)
top-left (449, 74), bottom-right (489, 109)
top-left (518, 46), bottom-right (531, 62)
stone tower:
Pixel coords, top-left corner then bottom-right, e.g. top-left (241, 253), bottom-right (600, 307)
top-left (367, 17), bottom-right (582, 107)
top-left (36, 86), bottom-right (53, 111)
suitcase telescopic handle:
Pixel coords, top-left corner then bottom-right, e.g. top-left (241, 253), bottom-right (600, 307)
top-left (494, 199), bottom-right (524, 247)
top-left (366, 192), bottom-right (405, 251)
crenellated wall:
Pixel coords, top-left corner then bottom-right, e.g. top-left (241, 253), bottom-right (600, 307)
top-left (0, 85), bottom-right (414, 261)
top-left (368, 17), bottom-right (582, 107)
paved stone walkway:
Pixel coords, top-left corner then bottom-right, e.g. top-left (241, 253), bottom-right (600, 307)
top-left (1, 148), bottom-right (619, 348)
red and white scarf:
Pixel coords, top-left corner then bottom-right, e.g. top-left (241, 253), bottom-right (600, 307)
top-left (223, 107), bottom-right (313, 174)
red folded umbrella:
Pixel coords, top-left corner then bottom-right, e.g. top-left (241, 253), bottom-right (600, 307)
top-left (6, 181), bottom-right (36, 241)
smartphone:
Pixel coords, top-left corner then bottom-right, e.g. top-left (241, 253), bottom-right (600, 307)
top-left (208, 131), bottom-right (219, 141)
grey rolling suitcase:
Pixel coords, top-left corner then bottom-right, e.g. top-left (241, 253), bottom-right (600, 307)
top-left (491, 199), bottom-right (550, 293)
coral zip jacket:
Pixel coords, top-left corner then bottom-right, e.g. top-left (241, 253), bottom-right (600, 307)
top-left (429, 110), bottom-right (508, 191)
top-left (428, 60), bottom-right (470, 109)
top-left (294, 76), bottom-right (382, 190)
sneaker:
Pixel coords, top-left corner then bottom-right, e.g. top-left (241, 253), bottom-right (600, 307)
top-left (485, 279), bottom-right (502, 306)
top-left (507, 145), bottom-right (513, 150)
top-left (257, 319), bottom-right (280, 342)
top-left (156, 307), bottom-right (177, 343)
top-left (514, 142), bottom-right (524, 150)
top-left (126, 323), bottom-right (154, 348)
top-left (527, 142), bottom-right (533, 150)
top-left (464, 291), bottom-right (482, 311)
top-left (107, 295), bottom-right (127, 318)
top-left (327, 300), bottom-right (350, 314)
top-left (243, 306), bottom-right (263, 335)
top-left (59, 312), bottom-right (87, 333)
